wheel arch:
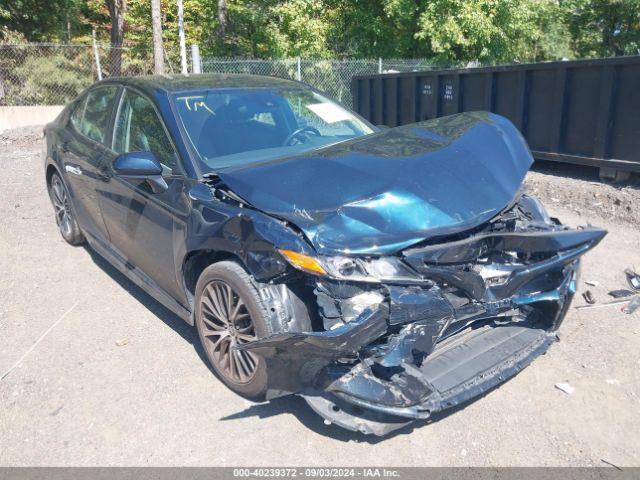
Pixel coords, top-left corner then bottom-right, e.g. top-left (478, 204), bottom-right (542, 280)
top-left (182, 249), bottom-right (246, 304)
top-left (45, 162), bottom-right (60, 187)
top-left (180, 210), bottom-right (312, 317)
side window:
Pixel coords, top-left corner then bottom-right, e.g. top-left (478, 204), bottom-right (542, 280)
top-left (114, 89), bottom-right (177, 172)
top-left (70, 96), bottom-right (87, 132)
top-left (79, 87), bottom-right (118, 144)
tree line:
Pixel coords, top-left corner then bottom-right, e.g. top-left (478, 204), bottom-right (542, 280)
top-left (1, 0), bottom-right (639, 64)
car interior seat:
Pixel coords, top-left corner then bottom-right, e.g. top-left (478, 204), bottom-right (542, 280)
top-left (197, 99), bottom-right (285, 158)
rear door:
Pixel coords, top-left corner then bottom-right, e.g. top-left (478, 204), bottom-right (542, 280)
top-left (58, 86), bottom-right (119, 242)
top-left (97, 87), bottom-right (190, 304)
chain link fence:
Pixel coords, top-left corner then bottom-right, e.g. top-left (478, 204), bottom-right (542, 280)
top-left (0, 43), bottom-right (186, 106)
top-left (202, 58), bottom-right (437, 107)
top-left (0, 44), bottom-right (94, 106)
top-left (1, 43), bottom-right (437, 108)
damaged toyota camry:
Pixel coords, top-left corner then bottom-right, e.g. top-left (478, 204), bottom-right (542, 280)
top-left (44, 74), bottom-right (605, 435)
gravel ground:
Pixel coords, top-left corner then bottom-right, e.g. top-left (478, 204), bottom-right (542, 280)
top-left (0, 127), bottom-right (639, 467)
top-left (525, 162), bottom-right (640, 227)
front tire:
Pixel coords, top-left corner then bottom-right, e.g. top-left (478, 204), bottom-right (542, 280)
top-left (47, 172), bottom-right (84, 245)
top-left (195, 261), bottom-right (272, 399)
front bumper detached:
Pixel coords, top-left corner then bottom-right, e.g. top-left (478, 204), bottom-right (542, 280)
top-left (236, 227), bottom-right (605, 435)
top-left (304, 316), bottom-right (557, 436)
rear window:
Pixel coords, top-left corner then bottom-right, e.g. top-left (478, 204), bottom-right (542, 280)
top-left (69, 98), bottom-right (86, 132)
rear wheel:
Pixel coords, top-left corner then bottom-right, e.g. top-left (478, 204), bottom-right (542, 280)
top-left (48, 172), bottom-right (84, 245)
top-left (194, 261), bottom-right (272, 399)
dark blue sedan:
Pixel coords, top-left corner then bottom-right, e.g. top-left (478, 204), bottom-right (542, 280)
top-left (44, 74), bottom-right (605, 435)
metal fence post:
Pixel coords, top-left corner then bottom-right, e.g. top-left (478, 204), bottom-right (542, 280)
top-left (177, 0), bottom-right (188, 75)
top-left (92, 30), bottom-right (103, 81)
top-left (191, 45), bottom-right (201, 74)
top-left (378, 57), bottom-right (382, 74)
top-left (296, 57), bottom-right (301, 81)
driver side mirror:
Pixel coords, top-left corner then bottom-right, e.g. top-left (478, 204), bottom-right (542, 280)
top-left (113, 151), bottom-right (168, 194)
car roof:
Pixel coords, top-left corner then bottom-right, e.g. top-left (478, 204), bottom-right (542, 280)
top-left (98, 73), bottom-right (305, 97)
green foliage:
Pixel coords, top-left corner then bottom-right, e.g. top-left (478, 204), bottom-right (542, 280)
top-left (411, 0), bottom-right (572, 63)
top-left (0, 0), bottom-right (86, 41)
top-left (524, 0), bottom-right (574, 61)
top-left (11, 52), bottom-right (91, 104)
top-left (328, 1), bottom-right (403, 58)
top-left (564, 0), bottom-right (640, 57)
top-left (211, 0), bottom-right (284, 57)
top-left (269, 0), bottom-right (335, 57)
top-left (0, 25), bottom-right (27, 44)
top-left (1, 0), bottom-right (639, 64)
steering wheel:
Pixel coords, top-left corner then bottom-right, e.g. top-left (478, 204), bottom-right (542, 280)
top-left (283, 126), bottom-right (321, 146)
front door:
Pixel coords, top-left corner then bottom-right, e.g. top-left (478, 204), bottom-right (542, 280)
top-left (97, 88), bottom-right (190, 305)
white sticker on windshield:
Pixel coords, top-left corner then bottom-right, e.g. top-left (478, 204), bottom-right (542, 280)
top-left (306, 103), bottom-right (352, 124)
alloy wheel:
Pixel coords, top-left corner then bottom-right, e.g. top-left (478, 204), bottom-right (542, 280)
top-left (199, 280), bottom-right (259, 384)
top-left (50, 176), bottom-right (73, 237)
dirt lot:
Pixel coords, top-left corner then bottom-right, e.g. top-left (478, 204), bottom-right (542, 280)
top-left (1, 127), bottom-right (639, 466)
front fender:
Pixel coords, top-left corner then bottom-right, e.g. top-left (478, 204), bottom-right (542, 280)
top-left (185, 185), bottom-right (315, 282)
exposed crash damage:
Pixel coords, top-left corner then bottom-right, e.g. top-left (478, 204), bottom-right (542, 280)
top-left (195, 112), bottom-right (606, 435)
top-left (46, 76), bottom-right (605, 437)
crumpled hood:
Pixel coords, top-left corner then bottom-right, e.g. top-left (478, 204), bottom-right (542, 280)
top-left (217, 112), bottom-right (533, 255)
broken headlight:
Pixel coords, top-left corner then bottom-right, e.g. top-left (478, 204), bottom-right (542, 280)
top-left (279, 249), bottom-right (422, 283)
